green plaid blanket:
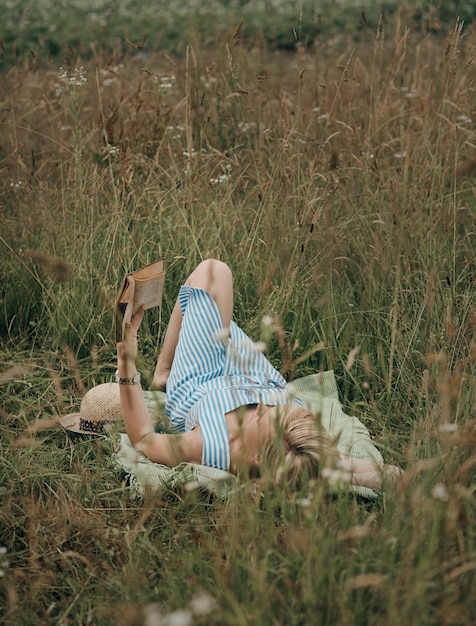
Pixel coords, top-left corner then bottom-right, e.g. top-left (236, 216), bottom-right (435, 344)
top-left (114, 371), bottom-right (384, 499)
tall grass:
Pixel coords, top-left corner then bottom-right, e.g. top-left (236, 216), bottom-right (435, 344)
top-left (1, 11), bottom-right (475, 626)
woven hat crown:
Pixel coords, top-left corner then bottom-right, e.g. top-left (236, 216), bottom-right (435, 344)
top-left (81, 383), bottom-right (122, 422)
top-left (60, 382), bottom-right (123, 434)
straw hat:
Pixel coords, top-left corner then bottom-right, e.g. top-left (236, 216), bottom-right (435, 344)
top-left (60, 383), bottom-right (123, 435)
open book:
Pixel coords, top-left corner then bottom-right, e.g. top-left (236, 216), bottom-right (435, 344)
top-left (115, 259), bottom-right (165, 343)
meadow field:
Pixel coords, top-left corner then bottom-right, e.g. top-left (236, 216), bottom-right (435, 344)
top-left (1, 2), bottom-right (475, 624)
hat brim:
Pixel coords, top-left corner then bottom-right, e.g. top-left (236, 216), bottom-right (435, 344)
top-left (59, 412), bottom-right (103, 436)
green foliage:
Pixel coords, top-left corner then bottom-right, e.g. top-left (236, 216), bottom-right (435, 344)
top-left (1, 10), bottom-right (475, 626)
top-left (0, 1), bottom-right (475, 64)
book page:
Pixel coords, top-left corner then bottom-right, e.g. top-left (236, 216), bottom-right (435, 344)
top-left (132, 277), bottom-right (165, 314)
top-left (115, 259), bottom-right (165, 343)
top-left (132, 259), bottom-right (165, 281)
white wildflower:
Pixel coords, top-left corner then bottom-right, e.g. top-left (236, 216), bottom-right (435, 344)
top-left (296, 497), bottom-right (312, 508)
top-left (106, 144), bottom-right (120, 156)
top-left (250, 340), bottom-right (267, 353)
top-left (322, 466), bottom-right (352, 486)
top-left (209, 173), bottom-right (230, 185)
top-left (262, 315), bottom-right (274, 329)
top-left (431, 483), bottom-right (449, 502)
top-left (210, 164), bottom-right (232, 185)
top-left (143, 603), bottom-right (162, 626)
top-left (438, 423), bottom-right (458, 433)
top-left (184, 479), bottom-right (206, 492)
top-left (286, 383), bottom-right (299, 399)
top-left (157, 74), bottom-right (176, 92)
top-left (162, 609), bottom-right (193, 626)
top-left (200, 75), bottom-right (217, 88)
top-left (214, 328), bottom-right (230, 342)
top-left (58, 66), bottom-right (87, 87)
top-left (189, 592), bottom-right (217, 616)
top-left (238, 121), bottom-right (257, 133)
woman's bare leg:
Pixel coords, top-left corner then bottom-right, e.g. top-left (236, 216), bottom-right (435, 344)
top-left (152, 259), bottom-right (233, 390)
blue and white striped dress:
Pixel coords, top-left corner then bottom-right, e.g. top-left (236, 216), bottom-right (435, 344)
top-left (165, 286), bottom-right (303, 470)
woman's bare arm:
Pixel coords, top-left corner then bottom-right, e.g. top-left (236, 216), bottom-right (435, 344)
top-left (117, 308), bottom-right (202, 466)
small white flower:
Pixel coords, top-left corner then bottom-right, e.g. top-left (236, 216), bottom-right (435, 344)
top-left (438, 423), bottom-right (458, 433)
top-left (57, 66), bottom-right (87, 88)
top-left (238, 121), bottom-right (257, 133)
top-left (106, 144), bottom-right (120, 156)
top-left (189, 592), bottom-right (217, 616)
top-left (431, 483), bottom-right (449, 502)
top-left (200, 75), bottom-right (217, 87)
top-left (163, 609), bottom-right (192, 626)
top-left (184, 480), bottom-right (205, 492)
top-left (296, 497), bottom-right (312, 508)
top-left (261, 315), bottom-right (274, 329)
top-left (250, 340), bottom-right (267, 353)
top-left (214, 328), bottom-right (230, 342)
top-left (322, 466), bottom-right (352, 486)
top-left (143, 603), bottom-right (162, 626)
top-left (209, 171), bottom-right (231, 185)
top-left (286, 383), bottom-right (298, 398)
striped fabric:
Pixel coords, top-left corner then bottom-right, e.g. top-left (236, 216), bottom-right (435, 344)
top-left (165, 286), bottom-right (303, 470)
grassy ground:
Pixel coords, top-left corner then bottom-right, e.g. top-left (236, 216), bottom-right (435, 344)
top-left (1, 5), bottom-right (475, 625)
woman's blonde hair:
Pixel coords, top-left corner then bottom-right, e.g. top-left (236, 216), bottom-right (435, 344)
top-left (261, 404), bottom-right (338, 487)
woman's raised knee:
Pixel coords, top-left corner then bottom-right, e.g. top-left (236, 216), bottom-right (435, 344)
top-left (186, 259), bottom-right (232, 292)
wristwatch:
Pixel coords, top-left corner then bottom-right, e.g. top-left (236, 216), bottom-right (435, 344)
top-left (115, 370), bottom-right (141, 385)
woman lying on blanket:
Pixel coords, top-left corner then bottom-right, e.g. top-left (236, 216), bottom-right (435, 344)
top-left (116, 259), bottom-right (402, 490)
